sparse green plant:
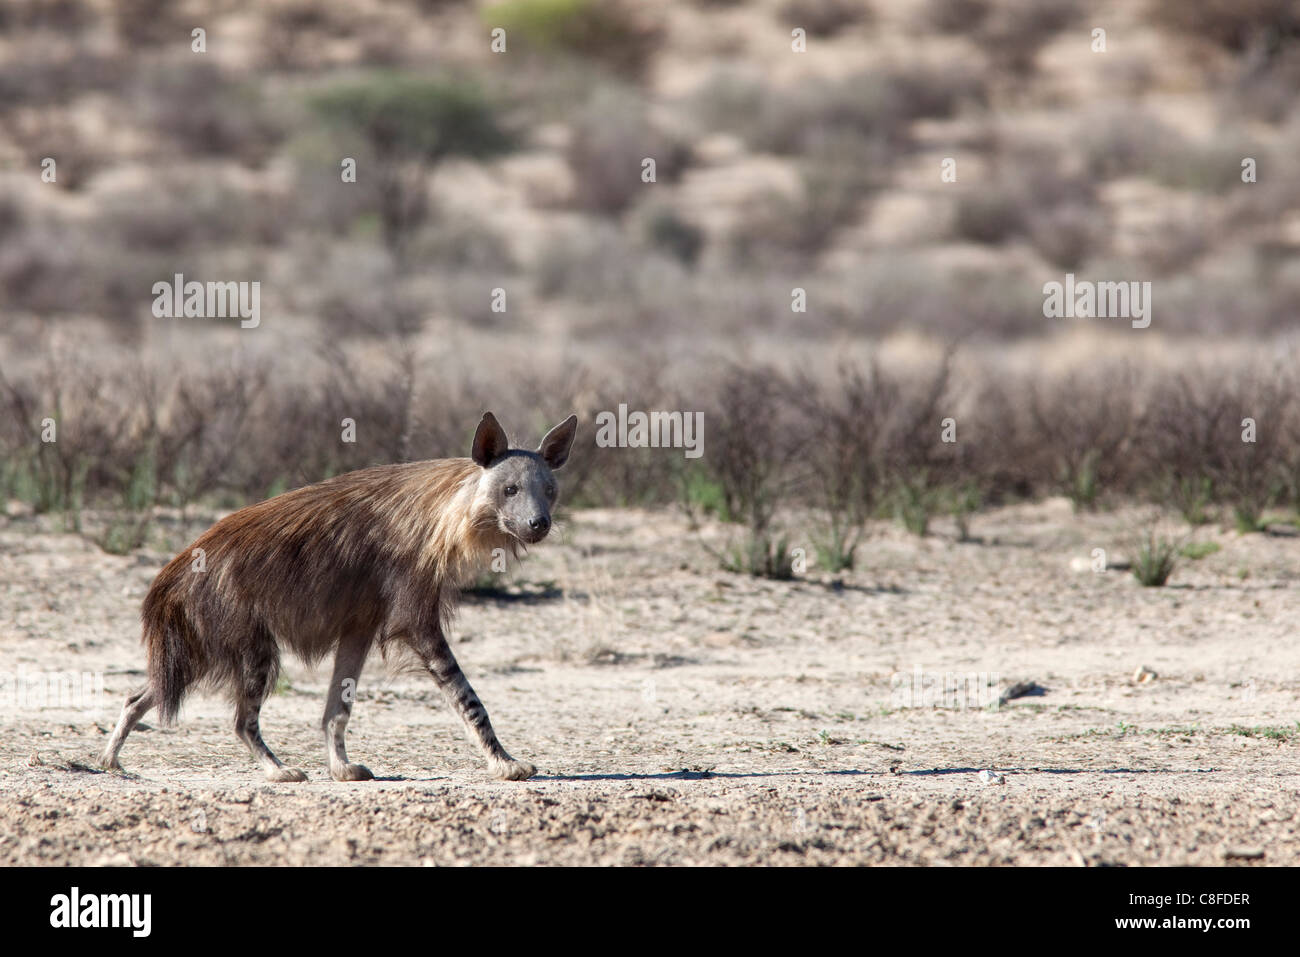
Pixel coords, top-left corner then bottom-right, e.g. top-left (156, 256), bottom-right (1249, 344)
top-left (1132, 526), bottom-right (1181, 587)
top-left (721, 533), bottom-right (798, 580)
top-left (1233, 501), bottom-right (1265, 533)
top-left (894, 473), bottom-right (938, 536)
top-left (814, 522), bottom-right (860, 573)
top-left (948, 482), bottom-right (982, 541)
top-left (92, 446), bottom-right (158, 555)
top-left (643, 207), bottom-right (704, 266)
top-left (1226, 722), bottom-right (1300, 743)
top-left (1173, 474), bottom-right (1215, 525)
top-left (1180, 541), bottom-right (1221, 561)
top-left (1065, 449), bottom-right (1101, 512)
top-left (482, 0), bottom-right (665, 78)
top-left (680, 470), bottom-right (730, 524)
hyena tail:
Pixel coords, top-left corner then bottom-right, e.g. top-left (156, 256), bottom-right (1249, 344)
top-left (144, 596), bottom-right (206, 726)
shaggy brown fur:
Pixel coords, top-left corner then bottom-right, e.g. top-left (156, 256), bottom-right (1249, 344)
top-left (100, 412), bottom-right (577, 783)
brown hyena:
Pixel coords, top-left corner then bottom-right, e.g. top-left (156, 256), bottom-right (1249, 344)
top-left (100, 412), bottom-right (578, 782)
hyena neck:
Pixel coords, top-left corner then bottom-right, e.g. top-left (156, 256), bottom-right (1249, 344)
top-left (409, 459), bottom-right (515, 586)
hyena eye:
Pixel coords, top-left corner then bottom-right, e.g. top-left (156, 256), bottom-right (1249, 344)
top-left (545, 485), bottom-right (555, 497)
top-left (504, 485), bottom-right (518, 497)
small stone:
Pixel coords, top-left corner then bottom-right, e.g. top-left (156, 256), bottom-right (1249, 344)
top-left (90, 852), bottom-right (135, 867)
top-left (978, 770), bottom-right (1004, 785)
top-left (1223, 847), bottom-right (1265, 861)
top-left (1133, 666), bottom-right (1157, 684)
top-left (999, 681), bottom-right (1047, 705)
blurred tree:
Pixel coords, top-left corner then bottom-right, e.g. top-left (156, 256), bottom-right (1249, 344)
top-left (312, 74), bottom-right (515, 257)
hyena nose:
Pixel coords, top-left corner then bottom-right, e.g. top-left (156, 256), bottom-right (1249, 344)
top-left (529, 516), bottom-right (550, 533)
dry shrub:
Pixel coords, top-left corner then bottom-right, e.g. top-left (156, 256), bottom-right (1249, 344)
top-left (0, 43), bottom-right (126, 114)
top-left (134, 58), bottom-right (284, 166)
top-left (0, 0), bottom-right (96, 32)
top-left (954, 154), bottom-right (1106, 268)
top-left (258, 0), bottom-right (361, 71)
top-left (566, 88), bottom-right (690, 215)
top-left (1025, 364), bottom-right (1139, 511)
top-left (483, 0), bottom-right (666, 79)
top-left (5, 347), bottom-right (1299, 539)
top-left (113, 0), bottom-right (192, 47)
top-left (1146, 0), bottom-right (1300, 53)
top-left (778, 0), bottom-right (872, 37)
top-left (975, 0), bottom-right (1082, 77)
top-left (922, 0), bottom-right (990, 34)
top-left (697, 65), bottom-right (983, 158)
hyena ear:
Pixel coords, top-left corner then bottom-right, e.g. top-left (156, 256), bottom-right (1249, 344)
top-left (471, 412), bottom-right (510, 467)
top-left (537, 414), bottom-right (578, 470)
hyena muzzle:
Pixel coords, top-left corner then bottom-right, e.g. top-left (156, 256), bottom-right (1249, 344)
top-left (100, 411), bottom-right (578, 783)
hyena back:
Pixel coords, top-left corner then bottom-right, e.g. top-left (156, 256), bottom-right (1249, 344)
top-left (101, 412), bottom-right (577, 783)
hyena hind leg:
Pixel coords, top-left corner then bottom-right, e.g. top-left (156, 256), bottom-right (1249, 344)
top-left (322, 635), bottom-right (374, 782)
top-left (100, 685), bottom-right (156, 771)
top-left (234, 668), bottom-right (307, 784)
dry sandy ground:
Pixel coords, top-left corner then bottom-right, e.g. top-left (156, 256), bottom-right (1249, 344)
top-left (1, 500), bottom-right (1297, 866)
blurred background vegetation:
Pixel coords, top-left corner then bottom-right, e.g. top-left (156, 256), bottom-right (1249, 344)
top-left (2, 0), bottom-right (1299, 570)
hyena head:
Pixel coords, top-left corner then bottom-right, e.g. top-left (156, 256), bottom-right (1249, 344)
top-left (471, 412), bottom-right (578, 545)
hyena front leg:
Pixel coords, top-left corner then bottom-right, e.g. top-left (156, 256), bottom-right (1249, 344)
top-left (417, 628), bottom-right (535, 781)
top-left (322, 635), bottom-right (374, 782)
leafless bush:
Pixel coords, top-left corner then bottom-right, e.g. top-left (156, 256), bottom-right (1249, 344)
top-left (7, 114), bottom-right (111, 191)
top-left (5, 347), bottom-right (1300, 538)
top-left (1204, 364), bottom-right (1293, 530)
top-left (0, 44), bottom-right (126, 115)
top-left (113, 0), bottom-right (192, 47)
top-left (779, 0), bottom-right (872, 37)
top-left (922, 0), bottom-right (990, 34)
top-left (134, 58), bottom-right (284, 166)
top-left (290, 242), bottom-right (426, 340)
top-left (566, 88), bottom-right (690, 215)
top-left (975, 0), bottom-right (1082, 77)
top-left (699, 365), bottom-right (809, 575)
top-left (791, 358), bottom-right (951, 561)
top-left (1079, 108), bottom-right (1250, 192)
top-left (695, 64), bottom-right (984, 159)
top-left (0, 0), bottom-right (95, 32)
top-left (0, 220), bottom-right (94, 318)
top-left (97, 170), bottom-right (282, 251)
top-left (954, 155), bottom-right (1106, 268)
top-left (727, 165), bottom-right (871, 270)
top-left (1025, 364), bottom-right (1139, 511)
top-left (1147, 0), bottom-right (1300, 53)
top-left (535, 222), bottom-right (655, 302)
top-left (258, 0), bottom-right (360, 71)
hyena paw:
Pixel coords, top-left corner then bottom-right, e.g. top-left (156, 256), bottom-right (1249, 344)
top-left (266, 766), bottom-right (308, 783)
top-left (491, 758), bottom-right (536, 781)
top-left (100, 754), bottom-right (124, 772)
top-left (331, 762), bottom-right (374, 782)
